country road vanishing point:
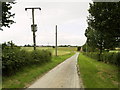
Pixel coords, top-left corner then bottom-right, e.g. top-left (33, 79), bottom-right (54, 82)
top-left (28, 53), bottom-right (83, 88)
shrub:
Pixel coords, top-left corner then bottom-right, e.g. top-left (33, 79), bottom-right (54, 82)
top-left (82, 52), bottom-right (120, 66)
top-left (2, 44), bottom-right (52, 76)
top-left (30, 50), bottom-right (52, 64)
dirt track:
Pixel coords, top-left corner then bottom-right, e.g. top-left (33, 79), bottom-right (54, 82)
top-left (29, 53), bottom-right (83, 88)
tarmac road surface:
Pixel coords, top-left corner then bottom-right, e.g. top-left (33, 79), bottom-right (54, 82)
top-left (28, 52), bottom-right (83, 88)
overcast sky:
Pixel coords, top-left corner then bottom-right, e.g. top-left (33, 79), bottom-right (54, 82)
top-left (0, 0), bottom-right (93, 46)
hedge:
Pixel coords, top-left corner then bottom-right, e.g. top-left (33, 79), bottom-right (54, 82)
top-left (2, 47), bottom-right (52, 76)
top-left (82, 52), bottom-right (120, 66)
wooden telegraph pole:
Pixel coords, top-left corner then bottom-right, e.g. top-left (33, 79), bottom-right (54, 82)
top-left (86, 42), bottom-right (87, 53)
top-left (55, 25), bottom-right (57, 56)
top-left (25, 7), bottom-right (41, 50)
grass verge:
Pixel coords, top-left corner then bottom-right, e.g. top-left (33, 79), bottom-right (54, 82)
top-left (2, 53), bottom-right (74, 88)
top-left (78, 53), bottom-right (119, 88)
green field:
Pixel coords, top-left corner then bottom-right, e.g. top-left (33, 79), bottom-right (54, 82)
top-left (21, 47), bottom-right (77, 55)
top-left (109, 50), bottom-right (120, 53)
top-left (78, 53), bottom-right (119, 88)
top-left (109, 48), bottom-right (120, 53)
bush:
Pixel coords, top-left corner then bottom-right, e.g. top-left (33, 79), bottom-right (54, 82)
top-left (30, 50), bottom-right (52, 64)
top-left (2, 45), bottom-right (52, 76)
top-left (82, 52), bottom-right (120, 66)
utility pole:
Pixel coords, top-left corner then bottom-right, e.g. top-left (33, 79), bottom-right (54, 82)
top-left (25, 7), bottom-right (41, 50)
top-left (55, 25), bottom-right (57, 56)
top-left (86, 42), bottom-right (87, 53)
top-left (0, 2), bottom-right (2, 31)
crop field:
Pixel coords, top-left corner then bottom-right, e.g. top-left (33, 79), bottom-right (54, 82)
top-left (109, 50), bottom-right (120, 53)
top-left (21, 47), bottom-right (77, 56)
top-left (109, 48), bottom-right (120, 53)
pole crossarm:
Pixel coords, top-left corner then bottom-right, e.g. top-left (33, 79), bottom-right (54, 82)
top-left (25, 7), bottom-right (41, 11)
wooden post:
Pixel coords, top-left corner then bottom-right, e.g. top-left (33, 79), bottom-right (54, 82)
top-left (55, 25), bottom-right (57, 56)
top-left (25, 7), bottom-right (41, 50)
top-left (32, 9), bottom-right (36, 50)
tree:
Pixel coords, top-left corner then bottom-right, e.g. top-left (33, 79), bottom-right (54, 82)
top-left (88, 2), bottom-right (120, 45)
top-left (86, 2), bottom-right (120, 53)
top-left (85, 27), bottom-right (117, 60)
top-left (85, 27), bottom-right (102, 52)
top-left (2, 41), bottom-right (17, 50)
top-left (85, 27), bottom-right (105, 56)
top-left (1, 1), bottom-right (15, 28)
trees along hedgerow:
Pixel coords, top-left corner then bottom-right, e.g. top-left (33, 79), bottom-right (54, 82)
top-left (85, 2), bottom-right (120, 60)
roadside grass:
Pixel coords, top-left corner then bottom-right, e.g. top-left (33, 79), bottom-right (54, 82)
top-left (78, 53), bottom-right (119, 88)
top-left (2, 52), bottom-right (75, 88)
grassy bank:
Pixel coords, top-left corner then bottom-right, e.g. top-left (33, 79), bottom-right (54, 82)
top-left (2, 53), bottom-right (74, 88)
top-left (78, 53), bottom-right (119, 88)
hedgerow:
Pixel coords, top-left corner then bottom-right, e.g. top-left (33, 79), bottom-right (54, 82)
top-left (2, 42), bottom-right (52, 76)
top-left (82, 52), bottom-right (120, 66)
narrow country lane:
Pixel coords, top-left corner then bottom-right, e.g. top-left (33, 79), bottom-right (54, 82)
top-left (28, 52), bottom-right (83, 88)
